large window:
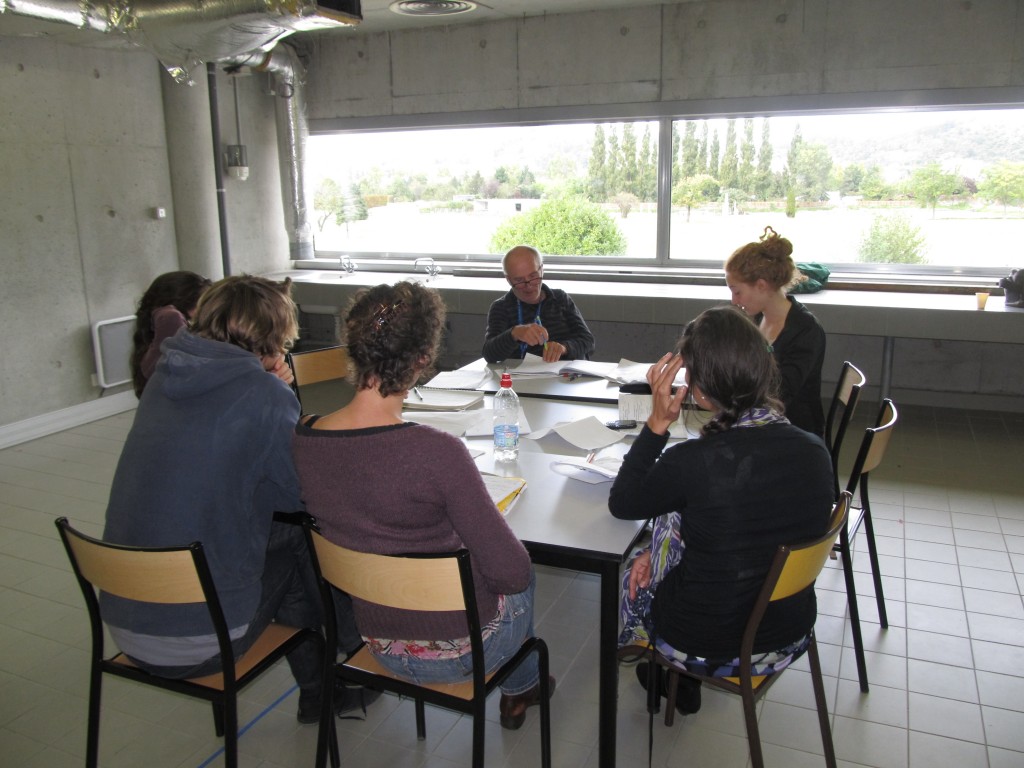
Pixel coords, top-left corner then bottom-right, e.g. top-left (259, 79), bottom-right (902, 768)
top-left (309, 108), bottom-right (1024, 276)
top-left (308, 122), bottom-right (659, 260)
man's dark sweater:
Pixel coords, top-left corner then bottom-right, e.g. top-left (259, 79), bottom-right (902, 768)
top-left (483, 285), bottom-right (595, 363)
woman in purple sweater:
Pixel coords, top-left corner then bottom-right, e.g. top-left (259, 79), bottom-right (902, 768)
top-left (292, 280), bottom-right (554, 730)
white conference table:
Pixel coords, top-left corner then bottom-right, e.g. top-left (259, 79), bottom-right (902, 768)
top-left (463, 397), bottom-right (646, 768)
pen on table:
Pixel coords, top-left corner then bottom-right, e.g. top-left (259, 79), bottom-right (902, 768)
top-left (412, 386), bottom-right (424, 400)
top-left (586, 451), bottom-right (596, 463)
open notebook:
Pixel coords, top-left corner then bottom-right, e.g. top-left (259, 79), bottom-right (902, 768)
top-left (480, 474), bottom-right (527, 516)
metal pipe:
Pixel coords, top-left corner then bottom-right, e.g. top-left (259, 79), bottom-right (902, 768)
top-left (207, 62), bottom-right (232, 276)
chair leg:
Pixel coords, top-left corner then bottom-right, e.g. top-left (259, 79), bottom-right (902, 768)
top-left (471, 701), bottom-right (486, 768)
top-left (839, 526), bottom-right (870, 692)
top-left (740, 682), bottom-right (764, 768)
top-left (212, 700), bottom-right (225, 737)
top-left (860, 477), bottom-right (889, 629)
top-left (663, 669), bottom-right (677, 727)
top-left (807, 634), bottom-right (838, 768)
top-left (85, 666), bottom-right (103, 768)
top-left (538, 643), bottom-right (552, 768)
top-left (222, 696), bottom-right (238, 768)
top-left (415, 698), bottom-right (426, 740)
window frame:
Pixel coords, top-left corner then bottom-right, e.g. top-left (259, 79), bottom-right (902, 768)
top-left (306, 90), bottom-right (1024, 288)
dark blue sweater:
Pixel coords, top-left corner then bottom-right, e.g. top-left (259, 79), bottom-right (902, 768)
top-left (101, 330), bottom-right (302, 654)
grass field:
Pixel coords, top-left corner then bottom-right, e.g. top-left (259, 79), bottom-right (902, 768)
top-left (313, 201), bottom-right (1024, 270)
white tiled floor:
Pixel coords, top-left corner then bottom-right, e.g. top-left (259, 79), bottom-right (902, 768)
top-left (1, 403), bottom-right (1022, 767)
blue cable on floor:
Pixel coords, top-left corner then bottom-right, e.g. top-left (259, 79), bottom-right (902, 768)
top-left (195, 684), bottom-right (299, 768)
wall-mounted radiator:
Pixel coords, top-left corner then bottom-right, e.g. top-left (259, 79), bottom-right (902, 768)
top-left (91, 316), bottom-right (135, 389)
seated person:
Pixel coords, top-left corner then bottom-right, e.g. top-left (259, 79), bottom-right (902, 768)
top-left (293, 280), bottom-right (554, 730)
top-left (130, 271), bottom-right (211, 397)
top-left (724, 226), bottom-right (826, 435)
top-left (609, 305), bottom-right (834, 715)
top-left (483, 245), bottom-right (595, 363)
top-left (103, 275), bottom-right (375, 724)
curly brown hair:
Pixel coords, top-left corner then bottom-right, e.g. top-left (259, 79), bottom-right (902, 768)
top-left (724, 226), bottom-right (805, 291)
top-left (344, 281), bottom-right (447, 397)
top-left (676, 305), bottom-right (782, 436)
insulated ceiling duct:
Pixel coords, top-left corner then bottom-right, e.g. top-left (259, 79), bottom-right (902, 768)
top-left (0, 0), bottom-right (361, 81)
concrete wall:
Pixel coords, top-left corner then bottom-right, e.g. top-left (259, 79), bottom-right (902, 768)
top-left (0, 38), bottom-right (290, 427)
top-left (3, 0), bottom-right (1024, 431)
top-left (305, 1), bottom-right (1024, 123)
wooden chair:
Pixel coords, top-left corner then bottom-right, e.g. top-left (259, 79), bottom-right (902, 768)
top-left (655, 492), bottom-right (851, 768)
top-left (825, 361), bottom-right (867, 499)
top-left (55, 517), bottom-right (323, 768)
top-left (304, 526), bottom-right (552, 768)
top-left (286, 345), bottom-right (350, 411)
top-left (834, 398), bottom-right (898, 692)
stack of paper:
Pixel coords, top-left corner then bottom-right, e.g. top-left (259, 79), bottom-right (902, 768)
top-left (480, 474), bottom-right (527, 515)
top-left (523, 415), bottom-right (624, 450)
top-left (423, 369), bottom-right (493, 391)
top-left (403, 389), bottom-right (484, 410)
top-left (550, 456), bottom-right (623, 484)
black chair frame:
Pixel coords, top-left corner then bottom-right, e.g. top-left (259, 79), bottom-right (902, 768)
top-left (56, 516), bottom-right (323, 768)
top-left (304, 524), bottom-right (551, 768)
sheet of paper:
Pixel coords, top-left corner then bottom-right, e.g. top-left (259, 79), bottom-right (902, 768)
top-left (558, 360), bottom-right (618, 378)
top-left (423, 369), bottom-right (492, 390)
top-left (480, 473), bottom-right (527, 515)
top-left (522, 415), bottom-right (625, 450)
top-left (403, 389), bottom-right (484, 410)
top-left (401, 410), bottom-right (483, 436)
top-left (549, 456), bottom-right (623, 484)
top-left (506, 353), bottom-right (566, 377)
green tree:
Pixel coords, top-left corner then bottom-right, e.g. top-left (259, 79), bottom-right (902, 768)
top-left (838, 163), bottom-right (865, 196)
top-left (790, 142), bottom-right (833, 202)
top-left (754, 119), bottom-right (774, 200)
top-left (785, 187), bottom-right (797, 218)
top-left (680, 121), bottom-right (699, 178)
top-left (697, 122), bottom-right (709, 175)
top-left (708, 130), bottom-right (721, 182)
top-left (606, 133), bottom-right (622, 198)
top-left (719, 120), bottom-right (738, 191)
top-left (621, 123), bottom-right (639, 197)
top-left (489, 196), bottom-right (627, 256)
top-left (672, 174), bottom-right (719, 222)
top-left (978, 161), bottom-right (1024, 212)
top-left (313, 178), bottom-right (345, 232)
top-left (738, 118), bottom-right (756, 194)
top-left (671, 122), bottom-right (681, 185)
top-left (638, 127), bottom-right (656, 202)
top-left (860, 165), bottom-right (890, 200)
top-left (612, 192), bottom-right (639, 218)
top-left (909, 163), bottom-right (959, 217)
top-left (859, 214), bottom-right (926, 264)
top-left (586, 125), bottom-right (607, 202)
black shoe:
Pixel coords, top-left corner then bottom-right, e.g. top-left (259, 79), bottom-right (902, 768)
top-left (296, 682), bottom-right (382, 724)
top-left (635, 662), bottom-right (702, 715)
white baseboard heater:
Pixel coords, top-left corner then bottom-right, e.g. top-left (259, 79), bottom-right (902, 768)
top-left (91, 316), bottom-right (135, 389)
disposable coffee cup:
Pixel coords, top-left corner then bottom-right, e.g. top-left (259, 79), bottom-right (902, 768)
top-left (976, 292), bottom-right (990, 310)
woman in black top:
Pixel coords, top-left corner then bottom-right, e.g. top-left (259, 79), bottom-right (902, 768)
top-left (609, 306), bottom-right (834, 712)
top-left (725, 227), bottom-right (826, 436)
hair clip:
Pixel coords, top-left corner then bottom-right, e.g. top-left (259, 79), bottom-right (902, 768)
top-left (370, 300), bottom-right (406, 333)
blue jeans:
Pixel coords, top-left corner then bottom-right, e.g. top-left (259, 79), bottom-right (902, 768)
top-left (370, 570), bottom-right (540, 696)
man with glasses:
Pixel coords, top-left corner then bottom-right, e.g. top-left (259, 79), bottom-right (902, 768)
top-left (483, 245), bottom-right (596, 363)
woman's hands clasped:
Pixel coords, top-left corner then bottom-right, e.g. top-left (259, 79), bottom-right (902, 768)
top-left (645, 352), bottom-right (687, 435)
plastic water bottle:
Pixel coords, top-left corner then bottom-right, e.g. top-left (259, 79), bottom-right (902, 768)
top-left (493, 373), bottom-right (520, 461)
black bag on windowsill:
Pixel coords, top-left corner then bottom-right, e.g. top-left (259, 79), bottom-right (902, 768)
top-left (999, 268), bottom-right (1024, 308)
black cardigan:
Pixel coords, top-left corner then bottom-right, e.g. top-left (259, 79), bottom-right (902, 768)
top-left (609, 422), bottom-right (834, 659)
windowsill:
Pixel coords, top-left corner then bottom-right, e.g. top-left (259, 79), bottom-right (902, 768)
top-left (296, 258), bottom-right (1004, 295)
